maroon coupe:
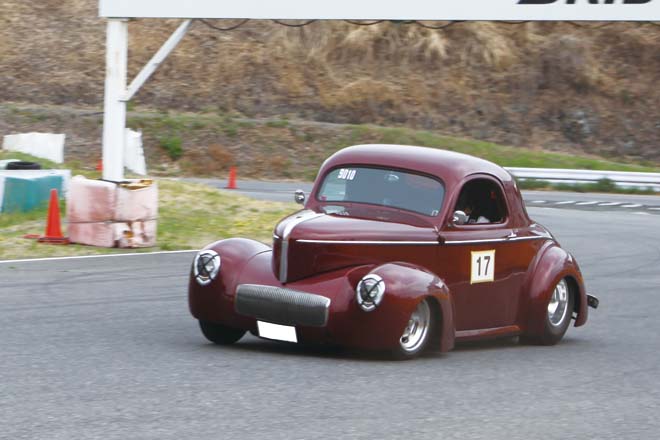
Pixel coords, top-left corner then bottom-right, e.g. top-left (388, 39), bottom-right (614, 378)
top-left (189, 144), bottom-right (598, 359)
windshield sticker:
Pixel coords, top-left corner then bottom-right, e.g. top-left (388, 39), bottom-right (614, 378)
top-left (337, 168), bottom-right (357, 181)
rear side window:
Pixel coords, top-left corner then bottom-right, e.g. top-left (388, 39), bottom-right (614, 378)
top-left (317, 166), bottom-right (445, 217)
top-left (454, 178), bottom-right (507, 224)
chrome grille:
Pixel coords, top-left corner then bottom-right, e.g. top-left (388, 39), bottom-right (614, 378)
top-left (235, 284), bottom-right (330, 327)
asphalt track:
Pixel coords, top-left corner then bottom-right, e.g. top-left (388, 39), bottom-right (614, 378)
top-left (1, 205), bottom-right (659, 439)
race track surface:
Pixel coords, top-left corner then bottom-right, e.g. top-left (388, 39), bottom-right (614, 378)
top-left (1, 206), bottom-right (659, 439)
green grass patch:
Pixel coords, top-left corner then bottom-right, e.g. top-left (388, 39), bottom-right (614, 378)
top-left (156, 180), bottom-right (297, 249)
top-left (266, 118), bottom-right (290, 128)
top-left (0, 205), bottom-right (49, 229)
top-left (223, 124), bottom-right (239, 137)
top-left (158, 135), bottom-right (183, 160)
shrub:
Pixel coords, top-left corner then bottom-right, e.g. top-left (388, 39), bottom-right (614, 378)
top-left (159, 135), bottom-right (183, 161)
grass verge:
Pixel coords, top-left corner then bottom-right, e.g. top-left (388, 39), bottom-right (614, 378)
top-left (0, 178), bottom-right (297, 261)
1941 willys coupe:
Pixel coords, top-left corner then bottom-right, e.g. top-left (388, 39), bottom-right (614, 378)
top-left (189, 144), bottom-right (598, 359)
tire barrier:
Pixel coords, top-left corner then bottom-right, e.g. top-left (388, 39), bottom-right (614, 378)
top-left (6, 161), bottom-right (42, 170)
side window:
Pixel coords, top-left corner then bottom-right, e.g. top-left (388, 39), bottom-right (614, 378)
top-left (454, 178), bottom-right (507, 224)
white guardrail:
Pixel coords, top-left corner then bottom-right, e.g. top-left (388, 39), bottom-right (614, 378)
top-left (504, 168), bottom-right (660, 192)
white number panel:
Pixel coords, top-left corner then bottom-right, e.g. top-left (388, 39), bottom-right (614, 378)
top-left (471, 250), bottom-right (495, 284)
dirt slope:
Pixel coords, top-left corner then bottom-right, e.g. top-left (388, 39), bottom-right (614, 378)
top-left (1, 1), bottom-right (659, 161)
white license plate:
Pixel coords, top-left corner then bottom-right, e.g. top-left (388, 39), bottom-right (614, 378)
top-left (257, 321), bottom-right (298, 343)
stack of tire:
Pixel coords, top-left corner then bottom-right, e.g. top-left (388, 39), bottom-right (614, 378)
top-left (5, 161), bottom-right (41, 170)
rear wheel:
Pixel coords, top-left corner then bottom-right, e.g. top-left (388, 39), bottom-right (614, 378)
top-left (524, 278), bottom-right (574, 345)
top-left (199, 320), bottom-right (246, 345)
top-left (392, 299), bottom-right (434, 360)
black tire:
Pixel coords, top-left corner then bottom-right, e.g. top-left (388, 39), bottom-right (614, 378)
top-left (523, 278), bottom-right (575, 346)
top-left (6, 161), bottom-right (42, 170)
top-left (199, 320), bottom-right (246, 345)
top-left (392, 299), bottom-right (435, 360)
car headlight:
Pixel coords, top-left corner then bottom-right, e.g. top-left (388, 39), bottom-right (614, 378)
top-left (356, 274), bottom-right (385, 312)
top-left (193, 250), bottom-right (221, 286)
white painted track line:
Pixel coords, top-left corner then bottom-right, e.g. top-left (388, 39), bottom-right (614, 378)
top-left (621, 204), bottom-right (643, 208)
top-left (576, 201), bottom-right (600, 206)
top-left (0, 250), bottom-right (198, 264)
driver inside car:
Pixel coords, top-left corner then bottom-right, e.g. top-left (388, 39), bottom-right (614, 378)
top-left (456, 191), bottom-right (491, 224)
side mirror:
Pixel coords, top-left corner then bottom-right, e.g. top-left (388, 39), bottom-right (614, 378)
top-left (294, 190), bottom-right (306, 205)
top-left (452, 210), bottom-right (468, 226)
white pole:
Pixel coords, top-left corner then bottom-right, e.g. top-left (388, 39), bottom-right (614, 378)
top-left (101, 19), bottom-right (128, 181)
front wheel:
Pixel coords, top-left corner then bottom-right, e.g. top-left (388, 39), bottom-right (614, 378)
top-left (523, 278), bottom-right (574, 346)
top-left (392, 299), bottom-right (434, 360)
top-left (199, 320), bottom-right (246, 345)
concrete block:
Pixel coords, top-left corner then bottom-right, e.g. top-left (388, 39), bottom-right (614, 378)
top-left (67, 176), bottom-right (158, 248)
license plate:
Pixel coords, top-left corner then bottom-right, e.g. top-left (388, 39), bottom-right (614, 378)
top-left (257, 321), bottom-right (297, 343)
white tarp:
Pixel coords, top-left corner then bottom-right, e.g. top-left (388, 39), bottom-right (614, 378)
top-left (2, 133), bottom-right (65, 164)
top-left (124, 129), bottom-right (147, 176)
top-left (99, 0), bottom-right (660, 21)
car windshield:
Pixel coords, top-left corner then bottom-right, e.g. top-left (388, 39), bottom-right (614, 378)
top-left (317, 166), bottom-right (444, 217)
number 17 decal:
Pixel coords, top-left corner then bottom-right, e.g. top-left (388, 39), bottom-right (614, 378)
top-left (471, 250), bottom-right (495, 284)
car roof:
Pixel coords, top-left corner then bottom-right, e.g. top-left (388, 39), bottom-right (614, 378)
top-left (320, 144), bottom-right (513, 185)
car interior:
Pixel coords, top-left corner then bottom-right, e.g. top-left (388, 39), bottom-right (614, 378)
top-left (454, 178), bottom-right (507, 224)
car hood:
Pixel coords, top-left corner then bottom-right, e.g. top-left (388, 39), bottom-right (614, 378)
top-left (272, 210), bottom-right (439, 283)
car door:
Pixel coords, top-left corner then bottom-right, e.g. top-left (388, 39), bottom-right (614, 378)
top-left (438, 175), bottom-right (530, 331)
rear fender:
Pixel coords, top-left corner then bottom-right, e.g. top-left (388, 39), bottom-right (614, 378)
top-left (370, 262), bottom-right (455, 352)
top-left (522, 244), bottom-right (587, 338)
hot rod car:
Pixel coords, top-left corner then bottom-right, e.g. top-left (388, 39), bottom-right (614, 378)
top-left (189, 144), bottom-right (598, 359)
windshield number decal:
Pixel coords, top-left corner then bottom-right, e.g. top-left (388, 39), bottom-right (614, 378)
top-left (337, 168), bottom-right (357, 181)
top-left (471, 250), bottom-right (495, 284)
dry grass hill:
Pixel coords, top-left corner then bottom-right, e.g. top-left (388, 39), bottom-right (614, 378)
top-left (1, 0), bottom-right (659, 166)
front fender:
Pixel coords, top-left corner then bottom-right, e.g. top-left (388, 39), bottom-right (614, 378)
top-left (522, 243), bottom-right (588, 338)
top-left (188, 238), bottom-right (271, 323)
top-left (367, 262), bottom-right (455, 352)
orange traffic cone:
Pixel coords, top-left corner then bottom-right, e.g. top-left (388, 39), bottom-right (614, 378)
top-left (37, 189), bottom-right (69, 245)
top-left (226, 166), bottom-right (237, 189)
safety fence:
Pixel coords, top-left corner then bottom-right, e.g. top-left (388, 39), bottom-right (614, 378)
top-left (505, 168), bottom-right (660, 192)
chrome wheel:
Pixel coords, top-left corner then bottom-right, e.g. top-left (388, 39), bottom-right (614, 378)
top-left (400, 300), bottom-right (431, 353)
top-left (547, 279), bottom-right (569, 327)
